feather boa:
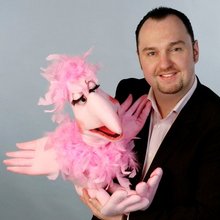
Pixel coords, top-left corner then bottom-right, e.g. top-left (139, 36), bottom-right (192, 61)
top-left (45, 119), bottom-right (138, 189)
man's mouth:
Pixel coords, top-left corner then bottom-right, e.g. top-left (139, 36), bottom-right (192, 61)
top-left (159, 72), bottom-right (178, 78)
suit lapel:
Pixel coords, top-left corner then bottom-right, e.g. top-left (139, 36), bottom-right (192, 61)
top-left (130, 116), bottom-right (151, 187)
top-left (144, 82), bottom-right (204, 180)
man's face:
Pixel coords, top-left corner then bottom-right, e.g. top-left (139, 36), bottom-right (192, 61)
top-left (137, 15), bottom-right (199, 99)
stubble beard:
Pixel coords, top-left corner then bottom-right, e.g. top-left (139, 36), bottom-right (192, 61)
top-left (156, 78), bottom-right (184, 95)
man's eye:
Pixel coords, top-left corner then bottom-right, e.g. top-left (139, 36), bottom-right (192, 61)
top-left (147, 51), bottom-right (156, 56)
top-left (89, 84), bottom-right (100, 93)
top-left (171, 47), bottom-right (183, 52)
top-left (71, 95), bottom-right (87, 106)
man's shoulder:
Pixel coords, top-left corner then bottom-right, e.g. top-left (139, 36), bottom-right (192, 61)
top-left (115, 78), bottom-right (150, 103)
top-left (187, 82), bottom-right (220, 123)
top-left (196, 82), bottom-right (220, 107)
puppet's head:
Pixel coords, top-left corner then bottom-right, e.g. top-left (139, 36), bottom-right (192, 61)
top-left (38, 50), bottom-right (122, 145)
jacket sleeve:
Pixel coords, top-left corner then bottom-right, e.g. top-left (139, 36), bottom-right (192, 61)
top-left (115, 78), bottom-right (150, 104)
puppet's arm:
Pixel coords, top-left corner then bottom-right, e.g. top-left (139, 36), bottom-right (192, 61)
top-left (118, 94), bottom-right (151, 141)
top-left (3, 137), bottom-right (59, 179)
top-left (101, 168), bottom-right (163, 215)
top-left (82, 168), bottom-right (163, 217)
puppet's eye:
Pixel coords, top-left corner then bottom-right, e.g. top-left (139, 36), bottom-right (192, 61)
top-left (89, 84), bottom-right (100, 93)
top-left (71, 95), bottom-right (87, 106)
top-left (87, 80), bottom-right (100, 93)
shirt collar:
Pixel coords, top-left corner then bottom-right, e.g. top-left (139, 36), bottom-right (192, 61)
top-left (148, 77), bottom-right (197, 118)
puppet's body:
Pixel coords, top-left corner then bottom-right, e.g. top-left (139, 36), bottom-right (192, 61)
top-left (46, 119), bottom-right (138, 190)
top-left (4, 51), bottom-right (163, 215)
top-left (36, 50), bottom-right (139, 190)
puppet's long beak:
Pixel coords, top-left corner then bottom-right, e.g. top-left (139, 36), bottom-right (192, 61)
top-left (73, 89), bottom-right (122, 143)
top-left (86, 91), bottom-right (122, 136)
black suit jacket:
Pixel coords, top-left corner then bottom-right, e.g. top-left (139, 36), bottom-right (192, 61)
top-left (92, 77), bottom-right (220, 220)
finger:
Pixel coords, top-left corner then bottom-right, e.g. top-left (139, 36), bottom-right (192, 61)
top-left (6, 166), bottom-right (35, 175)
top-left (117, 194), bottom-right (141, 211)
top-left (16, 137), bottom-right (47, 150)
top-left (148, 167), bottom-right (163, 186)
top-left (82, 189), bottom-right (101, 210)
top-left (126, 95), bottom-right (148, 116)
top-left (133, 97), bottom-right (147, 116)
top-left (108, 182), bottom-right (124, 194)
top-left (118, 94), bottom-right (133, 115)
top-left (136, 99), bottom-right (151, 118)
top-left (16, 142), bottom-right (36, 150)
top-left (89, 198), bottom-right (102, 211)
top-left (79, 188), bottom-right (89, 206)
top-left (150, 167), bottom-right (163, 178)
top-left (5, 151), bottom-right (35, 158)
top-left (102, 194), bottom-right (142, 216)
top-left (82, 189), bottom-right (104, 219)
top-left (95, 189), bottom-right (111, 206)
top-left (3, 158), bottom-right (33, 166)
top-left (135, 182), bottom-right (149, 196)
top-left (101, 190), bottom-right (128, 215)
top-left (136, 168), bottom-right (163, 197)
top-left (124, 197), bottom-right (150, 213)
top-left (6, 166), bottom-right (49, 176)
top-left (134, 99), bottom-right (151, 120)
top-left (108, 190), bottom-right (128, 204)
top-left (82, 188), bottom-right (90, 202)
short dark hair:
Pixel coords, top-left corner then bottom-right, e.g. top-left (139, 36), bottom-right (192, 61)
top-left (135, 7), bottom-right (195, 50)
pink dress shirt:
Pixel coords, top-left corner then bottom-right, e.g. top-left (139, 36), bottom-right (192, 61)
top-left (141, 77), bottom-right (197, 180)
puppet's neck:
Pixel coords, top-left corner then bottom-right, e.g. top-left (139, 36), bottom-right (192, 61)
top-left (81, 133), bottom-right (110, 148)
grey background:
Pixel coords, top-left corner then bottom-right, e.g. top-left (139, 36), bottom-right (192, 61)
top-left (0, 0), bottom-right (220, 220)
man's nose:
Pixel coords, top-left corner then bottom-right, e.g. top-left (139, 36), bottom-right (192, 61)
top-left (158, 52), bottom-right (172, 70)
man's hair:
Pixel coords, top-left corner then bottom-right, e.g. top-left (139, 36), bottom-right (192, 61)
top-left (135, 7), bottom-right (195, 50)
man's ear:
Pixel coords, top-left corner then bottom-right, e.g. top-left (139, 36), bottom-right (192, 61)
top-left (193, 40), bottom-right (199, 63)
top-left (136, 50), bottom-right (143, 70)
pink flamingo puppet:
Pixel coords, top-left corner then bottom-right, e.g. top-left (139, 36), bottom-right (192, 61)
top-left (4, 50), bottom-right (162, 216)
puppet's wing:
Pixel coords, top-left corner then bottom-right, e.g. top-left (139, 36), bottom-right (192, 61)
top-left (4, 137), bottom-right (59, 179)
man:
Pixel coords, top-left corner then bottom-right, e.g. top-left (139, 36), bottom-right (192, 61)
top-left (83, 7), bottom-right (220, 220)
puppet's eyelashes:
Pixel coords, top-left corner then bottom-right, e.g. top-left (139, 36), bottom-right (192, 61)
top-left (71, 95), bottom-right (87, 106)
top-left (71, 84), bottom-right (100, 106)
top-left (89, 84), bottom-right (100, 93)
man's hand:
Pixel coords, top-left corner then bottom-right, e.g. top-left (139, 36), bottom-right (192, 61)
top-left (118, 94), bottom-right (151, 140)
top-left (3, 137), bottom-right (59, 179)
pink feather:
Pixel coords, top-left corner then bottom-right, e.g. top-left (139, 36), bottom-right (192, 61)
top-left (40, 50), bottom-right (139, 191)
top-left (45, 119), bottom-right (139, 190)
top-left (38, 49), bottom-right (99, 123)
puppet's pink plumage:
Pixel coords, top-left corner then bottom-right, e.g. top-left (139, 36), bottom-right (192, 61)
top-left (38, 49), bottom-right (98, 123)
top-left (39, 50), bottom-right (138, 190)
top-left (46, 119), bottom-right (138, 189)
